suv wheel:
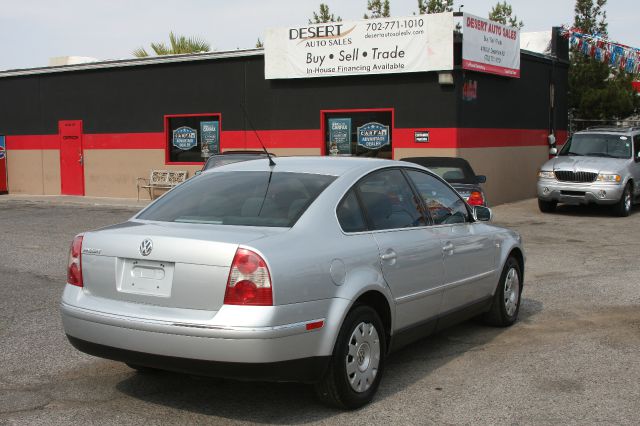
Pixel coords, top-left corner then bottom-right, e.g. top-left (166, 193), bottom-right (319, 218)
top-left (614, 183), bottom-right (632, 217)
top-left (538, 198), bottom-right (557, 213)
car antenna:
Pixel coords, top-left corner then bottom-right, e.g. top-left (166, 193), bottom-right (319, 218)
top-left (240, 103), bottom-right (276, 167)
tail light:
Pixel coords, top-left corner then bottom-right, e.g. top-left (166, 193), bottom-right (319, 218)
top-left (467, 191), bottom-right (485, 206)
top-left (224, 248), bottom-right (272, 306)
top-left (67, 235), bottom-right (84, 287)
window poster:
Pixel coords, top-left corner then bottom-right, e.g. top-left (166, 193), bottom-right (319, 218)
top-left (328, 118), bottom-right (352, 155)
top-left (200, 121), bottom-right (220, 157)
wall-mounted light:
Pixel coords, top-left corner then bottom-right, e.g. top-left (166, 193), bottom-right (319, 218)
top-left (438, 72), bottom-right (454, 86)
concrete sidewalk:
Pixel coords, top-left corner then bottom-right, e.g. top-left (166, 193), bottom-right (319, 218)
top-left (0, 194), bottom-right (150, 209)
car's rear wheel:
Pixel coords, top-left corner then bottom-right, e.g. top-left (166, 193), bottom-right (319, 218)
top-left (538, 198), bottom-right (557, 213)
top-left (483, 257), bottom-right (522, 327)
top-left (314, 305), bottom-right (385, 409)
top-left (614, 183), bottom-right (632, 217)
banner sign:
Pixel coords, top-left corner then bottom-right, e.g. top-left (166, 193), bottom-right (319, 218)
top-left (328, 118), bottom-right (352, 155)
top-left (357, 122), bottom-right (390, 150)
top-left (462, 13), bottom-right (520, 78)
top-left (265, 13), bottom-right (454, 79)
top-left (172, 126), bottom-right (198, 151)
top-left (200, 121), bottom-right (219, 157)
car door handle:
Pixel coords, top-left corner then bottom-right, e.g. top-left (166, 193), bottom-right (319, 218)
top-left (380, 250), bottom-right (397, 261)
top-left (442, 242), bottom-right (454, 253)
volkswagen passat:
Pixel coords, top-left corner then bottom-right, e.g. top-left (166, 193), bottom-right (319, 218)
top-left (61, 157), bottom-right (524, 409)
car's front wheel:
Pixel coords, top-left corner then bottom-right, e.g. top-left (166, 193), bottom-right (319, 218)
top-left (538, 198), bottom-right (557, 213)
top-left (314, 305), bottom-right (386, 409)
top-left (614, 183), bottom-right (632, 217)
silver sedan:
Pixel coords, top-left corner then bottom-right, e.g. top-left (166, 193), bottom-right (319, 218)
top-left (61, 156), bottom-right (524, 409)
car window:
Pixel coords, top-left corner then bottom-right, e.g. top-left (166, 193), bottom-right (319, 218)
top-left (356, 169), bottom-right (426, 231)
top-left (406, 170), bottom-right (469, 225)
top-left (137, 171), bottom-right (336, 227)
top-left (427, 166), bottom-right (467, 183)
top-left (560, 133), bottom-right (632, 159)
top-left (337, 190), bottom-right (367, 232)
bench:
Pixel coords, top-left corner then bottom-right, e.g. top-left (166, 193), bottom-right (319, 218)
top-left (136, 170), bottom-right (188, 201)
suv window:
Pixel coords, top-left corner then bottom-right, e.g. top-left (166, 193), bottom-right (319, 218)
top-left (356, 169), bottom-right (426, 231)
top-left (337, 190), bottom-right (367, 232)
top-left (560, 133), bottom-right (632, 159)
top-left (406, 170), bottom-right (469, 225)
top-left (137, 171), bottom-right (336, 227)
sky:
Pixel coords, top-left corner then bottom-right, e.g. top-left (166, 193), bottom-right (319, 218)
top-left (0, 0), bottom-right (637, 71)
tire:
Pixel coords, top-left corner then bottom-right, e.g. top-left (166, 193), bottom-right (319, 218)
top-left (126, 363), bottom-right (159, 374)
top-left (314, 305), bottom-right (386, 409)
top-left (614, 183), bottom-right (632, 217)
top-left (538, 198), bottom-right (557, 213)
top-left (483, 257), bottom-right (522, 327)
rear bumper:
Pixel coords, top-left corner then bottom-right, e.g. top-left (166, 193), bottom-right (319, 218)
top-left (536, 179), bottom-right (624, 205)
top-left (66, 335), bottom-right (329, 383)
top-left (61, 285), bottom-right (349, 381)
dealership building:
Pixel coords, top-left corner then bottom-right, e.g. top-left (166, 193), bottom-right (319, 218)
top-left (0, 13), bottom-right (568, 205)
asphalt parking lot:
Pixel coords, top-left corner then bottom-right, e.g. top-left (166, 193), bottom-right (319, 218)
top-left (0, 197), bottom-right (638, 425)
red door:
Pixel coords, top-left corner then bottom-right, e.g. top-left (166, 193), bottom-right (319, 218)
top-left (59, 120), bottom-right (85, 196)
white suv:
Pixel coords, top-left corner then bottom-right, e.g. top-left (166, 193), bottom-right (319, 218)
top-left (537, 127), bottom-right (640, 217)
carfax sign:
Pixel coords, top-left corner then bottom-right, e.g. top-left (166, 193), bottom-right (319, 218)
top-left (328, 118), bottom-right (352, 155)
top-left (264, 13), bottom-right (453, 79)
top-left (172, 126), bottom-right (198, 150)
top-left (357, 122), bottom-right (389, 150)
top-left (462, 13), bottom-right (520, 78)
top-left (200, 121), bottom-right (219, 157)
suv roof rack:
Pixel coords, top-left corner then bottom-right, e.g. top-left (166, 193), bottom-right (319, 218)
top-left (584, 126), bottom-right (640, 132)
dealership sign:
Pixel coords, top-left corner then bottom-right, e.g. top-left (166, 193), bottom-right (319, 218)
top-left (264, 13), bottom-right (453, 79)
top-left (462, 13), bottom-right (520, 78)
top-left (172, 126), bottom-right (198, 150)
top-left (357, 122), bottom-right (389, 150)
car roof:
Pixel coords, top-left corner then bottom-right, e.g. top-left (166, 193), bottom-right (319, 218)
top-left (202, 156), bottom-right (404, 177)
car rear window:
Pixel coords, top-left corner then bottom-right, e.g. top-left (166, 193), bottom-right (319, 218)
top-left (137, 171), bottom-right (336, 227)
top-left (203, 155), bottom-right (265, 170)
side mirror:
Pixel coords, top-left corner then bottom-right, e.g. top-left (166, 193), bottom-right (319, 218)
top-left (636, 151), bottom-right (640, 162)
top-left (473, 205), bottom-right (492, 222)
top-left (549, 147), bottom-right (558, 156)
top-left (475, 175), bottom-right (487, 184)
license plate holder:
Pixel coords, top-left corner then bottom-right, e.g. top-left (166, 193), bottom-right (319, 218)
top-left (118, 259), bottom-right (174, 297)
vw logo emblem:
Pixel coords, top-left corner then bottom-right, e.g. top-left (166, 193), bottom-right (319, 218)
top-left (139, 238), bottom-right (153, 256)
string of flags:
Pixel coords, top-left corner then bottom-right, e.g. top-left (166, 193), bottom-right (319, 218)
top-left (560, 26), bottom-right (640, 75)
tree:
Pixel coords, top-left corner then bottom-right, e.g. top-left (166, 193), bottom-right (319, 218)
top-left (488, 1), bottom-right (524, 29)
top-left (364, 0), bottom-right (390, 19)
top-left (310, 3), bottom-right (341, 24)
top-left (569, 0), bottom-right (638, 120)
top-left (417, 0), bottom-right (453, 14)
top-left (256, 38), bottom-right (264, 48)
top-left (133, 32), bottom-right (210, 57)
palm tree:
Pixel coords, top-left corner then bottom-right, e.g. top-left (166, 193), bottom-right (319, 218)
top-left (133, 32), bottom-right (211, 57)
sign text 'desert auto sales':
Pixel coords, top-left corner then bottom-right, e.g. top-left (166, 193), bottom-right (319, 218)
top-left (462, 13), bottom-right (520, 78)
top-left (264, 13), bottom-right (453, 79)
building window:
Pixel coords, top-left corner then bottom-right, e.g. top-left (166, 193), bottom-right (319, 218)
top-left (323, 110), bottom-right (393, 159)
top-left (165, 113), bottom-right (221, 163)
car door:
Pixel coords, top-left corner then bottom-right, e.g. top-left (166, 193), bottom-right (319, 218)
top-left (354, 168), bottom-right (445, 331)
top-left (405, 169), bottom-right (497, 316)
